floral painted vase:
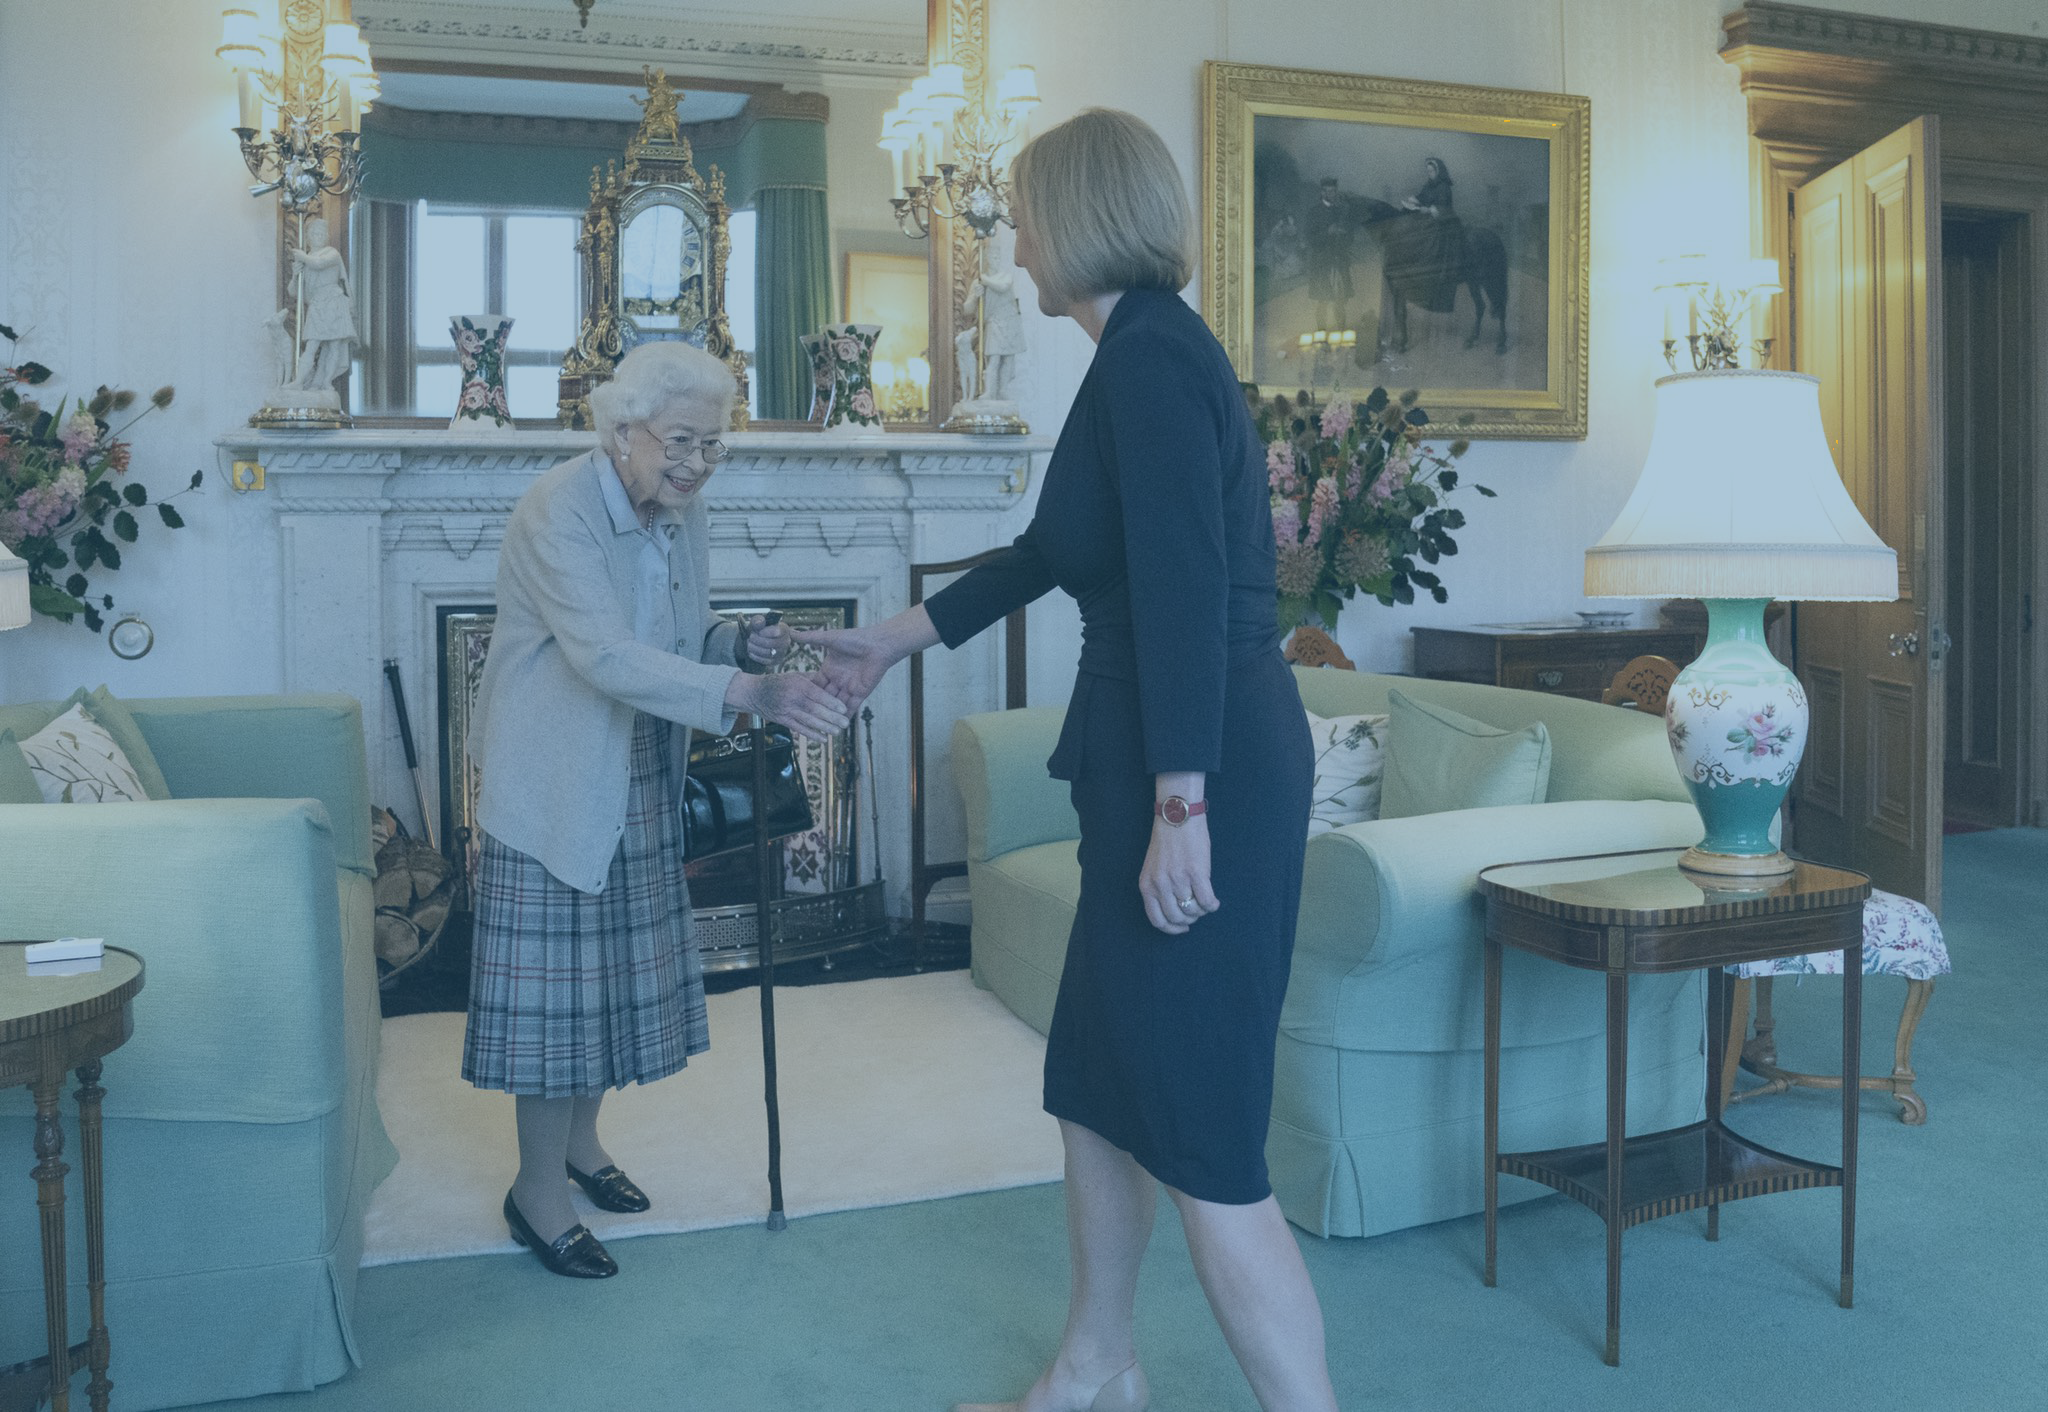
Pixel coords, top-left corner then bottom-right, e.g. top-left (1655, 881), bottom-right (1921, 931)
top-left (1664, 598), bottom-right (1809, 866)
top-left (800, 332), bottom-right (834, 425)
top-left (450, 315), bottom-right (514, 431)
top-left (818, 323), bottom-right (883, 433)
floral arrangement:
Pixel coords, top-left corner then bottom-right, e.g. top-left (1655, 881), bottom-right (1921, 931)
top-left (1, 323), bottom-right (201, 631)
top-left (1254, 385), bottom-right (1493, 632)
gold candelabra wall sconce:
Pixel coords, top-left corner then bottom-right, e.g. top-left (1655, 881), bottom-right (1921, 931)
top-left (1657, 255), bottom-right (1782, 372)
top-left (881, 63), bottom-right (1039, 241)
top-left (217, 3), bottom-right (377, 215)
top-left (872, 357), bottom-right (932, 422)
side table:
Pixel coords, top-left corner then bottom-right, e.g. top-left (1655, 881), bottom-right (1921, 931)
top-left (0, 942), bottom-right (145, 1412)
top-left (1477, 851), bottom-right (1868, 1366)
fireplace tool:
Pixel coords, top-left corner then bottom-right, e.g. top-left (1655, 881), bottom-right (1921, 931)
top-left (375, 660), bottom-right (456, 990)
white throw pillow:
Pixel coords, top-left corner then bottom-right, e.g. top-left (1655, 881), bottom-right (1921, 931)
top-left (16, 702), bottom-right (150, 803)
top-left (1305, 709), bottom-right (1389, 836)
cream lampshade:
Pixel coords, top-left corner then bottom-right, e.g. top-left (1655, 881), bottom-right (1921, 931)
top-left (1, 539), bottom-right (31, 631)
top-left (1586, 368), bottom-right (1897, 877)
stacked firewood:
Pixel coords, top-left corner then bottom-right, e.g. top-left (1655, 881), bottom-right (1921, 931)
top-left (370, 806), bottom-right (456, 980)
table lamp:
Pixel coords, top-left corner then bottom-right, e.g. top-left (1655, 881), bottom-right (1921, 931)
top-left (1, 539), bottom-right (30, 632)
top-left (1585, 368), bottom-right (1897, 878)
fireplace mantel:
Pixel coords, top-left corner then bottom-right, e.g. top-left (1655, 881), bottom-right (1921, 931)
top-left (215, 426), bottom-right (1051, 914)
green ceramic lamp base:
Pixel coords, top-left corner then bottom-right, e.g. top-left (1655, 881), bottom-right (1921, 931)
top-left (1665, 599), bottom-right (1809, 878)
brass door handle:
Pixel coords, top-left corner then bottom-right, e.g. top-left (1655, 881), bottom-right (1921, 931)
top-left (1887, 631), bottom-right (1920, 658)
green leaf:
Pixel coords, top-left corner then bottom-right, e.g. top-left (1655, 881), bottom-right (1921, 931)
top-left (1276, 595), bottom-right (1310, 631)
top-left (29, 583), bottom-right (85, 616)
top-left (1437, 533), bottom-right (1459, 555)
top-left (113, 510), bottom-right (138, 543)
top-left (1392, 577), bottom-right (1415, 605)
top-left (1476, 485), bottom-right (1498, 497)
top-left (1442, 509), bottom-right (1466, 530)
top-left (64, 573), bottom-right (87, 597)
top-left (1430, 585), bottom-right (1448, 604)
top-left (1438, 469), bottom-right (1458, 492)
top-left (158, 503), bottom-right (185, 529)
top-left (1405, 407), bottom-right (1429, 426)
top-left (83, 604), bottom-right (104, 632)
top-left (0, 322), bottom-right (16, 341)
top-left (95, 537), bottom-right (121, 571)
top-left (1420, 542), bottom-right (1441, 564)
top-left (122, 482), bottom-right (148, 505)
top-left (17, 361), bottom-right (53, 386)
top-left (75, 536), bottom-right (97, 570)
top-left (188, 468), bottom-right (204, 490)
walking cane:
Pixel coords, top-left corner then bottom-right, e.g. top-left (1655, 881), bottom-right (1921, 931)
top-left (748, 711), bottom-right (788, 1232)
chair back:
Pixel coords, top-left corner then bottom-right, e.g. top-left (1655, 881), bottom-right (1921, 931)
top-left (1602, 654), bottom-right (1679, 714)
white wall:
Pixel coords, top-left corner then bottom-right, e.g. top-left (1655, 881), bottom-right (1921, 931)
top-left (0, 0), bottom-right (283, 703)
top-left (1, 0), bottom-right (2024, 713)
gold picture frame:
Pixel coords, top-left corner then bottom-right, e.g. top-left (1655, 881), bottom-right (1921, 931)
top-left (1202, 61), bottom-right (1589, 439)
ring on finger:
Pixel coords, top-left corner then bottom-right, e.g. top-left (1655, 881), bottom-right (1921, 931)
top-left (1178, 895), bottom-right (1199, 911)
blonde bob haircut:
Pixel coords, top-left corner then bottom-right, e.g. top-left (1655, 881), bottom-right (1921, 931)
top-left (1010, 108), bottom-right (1194, 311)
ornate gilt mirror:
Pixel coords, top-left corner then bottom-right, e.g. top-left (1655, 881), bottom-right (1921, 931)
top-left (346, 0), bottom-right (984, 431)
top-left (558, 69), bottom-right (747, 430)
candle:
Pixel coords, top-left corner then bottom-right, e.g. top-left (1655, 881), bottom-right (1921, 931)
top-left (236, 69), bottom-right (258, 130)
top-left (1298, 333), bottom-right (1312, 348)
top-left (334, 79), bottom-right (355, 133)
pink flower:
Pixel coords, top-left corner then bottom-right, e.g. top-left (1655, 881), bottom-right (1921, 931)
top-left (459, 381), bottom-right (488, 411)
top-left (59, 412), bottom-right (98, 464)
top-left (1271, 498), bottom-right (1302, 548)
top-left (1306, 477), bottom-right (1340, 541)
top-left (457, 327), bottom-right (483, 358)
top-left (488, 384), bottom-right (510, 416)
top-left (833, 336), bottom-right (860, 364)
top-left (1342, 465), bottom-right (1362, 499)
top-left (850, 387), bottom-right (877, 419)
top-left (1319, 400), bottom-right (1354, 440)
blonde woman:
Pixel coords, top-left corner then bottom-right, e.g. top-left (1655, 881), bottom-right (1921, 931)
top-left (803, 110), bottom-right (1336, 1412)
top-left (462, 341), bottom-right (847, 1278)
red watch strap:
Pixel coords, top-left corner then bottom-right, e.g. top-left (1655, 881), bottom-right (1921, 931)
top-left (1155, 796), bottom-right (1208, 826)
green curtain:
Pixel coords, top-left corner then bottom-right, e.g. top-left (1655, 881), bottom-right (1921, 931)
top-left (754, 186), bottom-right (833, 422)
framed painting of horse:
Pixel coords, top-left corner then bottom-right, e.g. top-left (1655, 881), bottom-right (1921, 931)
top-left (1201, 62), bottom-right (1589, 439)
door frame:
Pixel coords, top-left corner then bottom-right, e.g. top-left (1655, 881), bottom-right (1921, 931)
top-left (1723, 2), bottom-right (2048, 832)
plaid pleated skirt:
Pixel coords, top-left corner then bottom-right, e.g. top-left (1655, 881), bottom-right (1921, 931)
top-left (462, 711), bottom-right (709, 1097)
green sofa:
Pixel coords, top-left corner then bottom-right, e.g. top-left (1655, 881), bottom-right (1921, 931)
top-left (950, 667), bottom-right (1710, 1238)
top-left (0, 694), bottom-right (397, 1409)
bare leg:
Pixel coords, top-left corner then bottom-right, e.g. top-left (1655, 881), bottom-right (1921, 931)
top-left (511, 1094), bottom-right (578, 1242)
top-left (1169, 1188), bottom-right (1339, 1412)
top-left (955, 1119), bottom-right (1157, 1412)
top-left (566, 1093), bottom-right (615, 1175)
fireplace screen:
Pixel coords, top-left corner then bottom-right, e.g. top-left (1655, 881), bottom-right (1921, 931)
top-left (438, 600), bottom-right (860, 906)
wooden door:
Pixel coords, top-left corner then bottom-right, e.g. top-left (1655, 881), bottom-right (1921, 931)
top-left (1790, 117), bottom-right (1947, 908)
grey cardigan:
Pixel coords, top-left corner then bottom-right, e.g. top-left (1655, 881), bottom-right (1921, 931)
top-left (468, 448), bottom-right (743, 893)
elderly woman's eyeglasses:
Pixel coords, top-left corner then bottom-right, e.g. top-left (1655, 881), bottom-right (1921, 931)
top-left (639, 428), bottom-right (729, 464)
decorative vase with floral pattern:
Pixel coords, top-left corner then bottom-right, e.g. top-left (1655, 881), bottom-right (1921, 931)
top-left (450, 315), bottom-right (515, 431)
top-left (818, 323), bottom-right (883, 433)
top-left (800, 332), bottom-right (834, 425)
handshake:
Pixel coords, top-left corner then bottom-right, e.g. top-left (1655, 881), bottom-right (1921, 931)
top-left (726, 615), bottom-right (926, 744)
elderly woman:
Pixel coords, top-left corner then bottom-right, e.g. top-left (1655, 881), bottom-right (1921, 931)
top-left (462, 341), bottom-right (847, 1279)
top-left (803, 110), bottom-right (1337, 1412)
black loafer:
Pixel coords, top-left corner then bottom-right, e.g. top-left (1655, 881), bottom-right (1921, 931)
top-left (566, 1161), bottom-right (651, 1214)
top-left (503, 1191), bottom-right (618, 1278)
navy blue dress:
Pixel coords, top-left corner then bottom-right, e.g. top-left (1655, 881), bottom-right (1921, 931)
top-left (926, 288), bottom-right (1313, 1204)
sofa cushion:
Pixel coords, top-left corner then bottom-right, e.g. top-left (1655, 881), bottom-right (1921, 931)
top-left (0, 685), bottom-right (173, 801)
top-left (0, 729), bottom-right (39, 803)
top-left (1306, 710), bottom-right (1387, 834)
top-left (1380, 688), bottom-right (1552, 819)
top-left (16, 699), bottom-right (155, 802)
top-left (967, 840), bottom-right (1081, 1036)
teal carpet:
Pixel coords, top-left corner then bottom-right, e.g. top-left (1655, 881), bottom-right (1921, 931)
top-left (192, 832), bottom-right (2044, 1411)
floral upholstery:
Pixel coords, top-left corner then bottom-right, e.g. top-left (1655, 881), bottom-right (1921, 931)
top-left (1728, 888), bottom-right (1949, 981)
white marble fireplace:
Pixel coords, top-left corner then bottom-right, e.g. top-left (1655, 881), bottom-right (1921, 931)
top-left (214, 427), bottom-right (1049, 917)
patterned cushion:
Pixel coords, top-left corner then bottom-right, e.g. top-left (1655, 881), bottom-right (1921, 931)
top-left (1728, 888), bottom-right (1950, 981)
top-left (1305, 710), bottom-right (1387, 835)
top-left (15, 701), bottom-right (152, 803)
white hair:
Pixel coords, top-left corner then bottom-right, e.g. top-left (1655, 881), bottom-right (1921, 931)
top-left (589, 341), bottom-right (738, 446)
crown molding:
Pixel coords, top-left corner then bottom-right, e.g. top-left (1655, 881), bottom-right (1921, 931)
top-left (353, 0), bottom-right (926, 81)
top-left (1721, 2), bottom-right (2048, 76)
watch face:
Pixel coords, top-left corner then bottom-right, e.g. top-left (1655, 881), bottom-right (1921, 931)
top-left (1160, 796), bottom-right (1189, 825)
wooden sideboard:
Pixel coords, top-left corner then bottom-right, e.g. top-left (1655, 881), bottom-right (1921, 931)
top-left (1411, 624), bottom-right (1704, 701)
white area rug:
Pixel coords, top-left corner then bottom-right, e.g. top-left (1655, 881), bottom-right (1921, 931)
top-left (362, 970), bottom-right (1063, 1265)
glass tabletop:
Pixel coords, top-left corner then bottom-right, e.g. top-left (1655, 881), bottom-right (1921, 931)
top-left (1, 942), bottom-right (146, 1032)
top-left (1478, 849), bottom-right (1869, 925)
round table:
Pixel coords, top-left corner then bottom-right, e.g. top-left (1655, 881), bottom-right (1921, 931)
top-left (0, 941), bottom-right (145, 1412)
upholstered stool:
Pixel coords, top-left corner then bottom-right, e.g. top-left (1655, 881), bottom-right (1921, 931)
top-left (1719, 889), bottom-right (1948, 1125)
